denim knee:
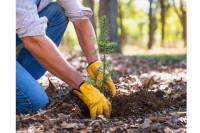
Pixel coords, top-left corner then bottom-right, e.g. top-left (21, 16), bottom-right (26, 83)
top-left (31, 93), bottom-right (49, 113)
top-left (16, 61), bottom-right (49, 114)
top-left (16, 87), bottom-right (49, 114)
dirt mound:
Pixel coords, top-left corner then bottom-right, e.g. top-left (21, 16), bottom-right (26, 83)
top-left (50, 89), bottom-right (185, 119)
top-left (111, 89), bottom-right (185, 118)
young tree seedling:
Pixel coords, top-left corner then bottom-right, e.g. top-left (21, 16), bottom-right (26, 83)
top-left (86, 15), bottom-right (117, 97)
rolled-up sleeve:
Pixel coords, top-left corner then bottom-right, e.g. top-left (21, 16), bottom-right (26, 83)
top-left (16, 0), bottom-right (48, 38)
top-left (57, 0), bottom-right (93, 22)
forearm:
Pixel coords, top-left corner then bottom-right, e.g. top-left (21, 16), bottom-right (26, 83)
top-left (73, 20), bottom-right (101, 64)
top-left (21, 35), bottom-right (83, 89)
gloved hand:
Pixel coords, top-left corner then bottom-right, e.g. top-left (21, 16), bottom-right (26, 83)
top-left (73, 82), bottom-right (112, 118)
top-left (87, 61), bottom-right (116, 97)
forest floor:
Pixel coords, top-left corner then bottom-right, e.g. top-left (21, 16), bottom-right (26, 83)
top-left (16, 53), bottom-right (186, 133)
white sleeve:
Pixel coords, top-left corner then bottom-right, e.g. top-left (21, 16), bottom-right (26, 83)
top-left (16, 0), bottom-right (47, 38)
top-left (57, 0), bottom-right (93, 22)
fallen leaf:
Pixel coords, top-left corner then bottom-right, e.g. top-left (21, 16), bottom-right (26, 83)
top-left (141, 118), bottom-right (152, 129)
top-left (61, 122), bottom-right (78, 129)
top-left (45, 78), bottom-right (58, 98)
top-left (28, 126), bottom-right (37, 133)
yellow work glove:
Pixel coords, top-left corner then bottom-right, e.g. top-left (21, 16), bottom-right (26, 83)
top-left (87, 61), bottom-right (116, 97)
top-left (73, 82), bottom-right (112, 118)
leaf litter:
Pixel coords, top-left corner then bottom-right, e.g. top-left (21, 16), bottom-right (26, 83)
top-left (17, 53), bottom-right (186, 133)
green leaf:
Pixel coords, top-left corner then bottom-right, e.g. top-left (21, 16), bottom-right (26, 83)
top-left (85, 77), bottom-right (96, 85)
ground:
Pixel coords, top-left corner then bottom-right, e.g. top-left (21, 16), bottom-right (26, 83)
top-left (16, 53), bottom-right (186, 133)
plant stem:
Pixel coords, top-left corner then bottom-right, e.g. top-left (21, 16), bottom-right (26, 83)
top-left (101, 46), bottom-right (106, 93)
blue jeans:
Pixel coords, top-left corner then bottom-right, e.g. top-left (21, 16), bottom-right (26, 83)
top-left (16, 1), bottom-right (69, 114)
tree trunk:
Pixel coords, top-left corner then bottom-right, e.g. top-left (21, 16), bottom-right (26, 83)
top-left (180, 0), bottom-right (187, 47)
top-left (109, 0), bottom-right (120, 52)
top-left (99, 0), bottom-right (121, 53)
top-left (160, 0), bottom-right (166, 48)
top-left (172, 0), bottom-right (187, 47)
top-left (182, 11), bottom-right (186, 47)
top-left (98, 0), bottom-right (109, 18)
top-left (83, 0), bottom-right (96, 34)
top-left (118, 0), bottom-right (127, 45)
top-left (148, 0), bottom-right (153, 49)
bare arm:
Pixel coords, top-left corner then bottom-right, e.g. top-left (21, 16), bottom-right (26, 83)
top-left (73, 19), bottom-right (101, 64)
top-left (21, 35), bottom-right (83, 89)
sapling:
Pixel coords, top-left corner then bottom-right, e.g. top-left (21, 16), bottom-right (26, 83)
top-left (86, 15), bottom-right (116, 97)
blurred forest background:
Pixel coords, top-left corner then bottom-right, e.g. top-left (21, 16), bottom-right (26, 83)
top-left (60, 0), bottom-right (187, 56)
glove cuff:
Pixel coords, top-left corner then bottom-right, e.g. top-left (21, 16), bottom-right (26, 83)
top-left (88, 60), bottom-right (98, 67)
top-left (78, 81), bottom-right (85, 89)
top-left (79, 82), bottom-right (100, 94)
top-left (72, 81), bottom-right (85, 94)
top-left (87, 60), bottom-right (102, 68)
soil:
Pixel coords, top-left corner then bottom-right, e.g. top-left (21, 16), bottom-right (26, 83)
top-left (16, 53), bottom-right (186, 133)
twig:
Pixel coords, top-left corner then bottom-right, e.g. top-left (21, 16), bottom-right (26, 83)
top-left (148, 112), bottom-right (186, 122)
top-left (17, 107), bottom-right (56, 122)
top-left (175, 111), bottom-right (186, 117)
top-left (148, 116), bottom-right (171, 122)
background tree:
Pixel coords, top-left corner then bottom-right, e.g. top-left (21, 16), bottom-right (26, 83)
top-left (118, 0), bottom-right (127, 45)
top-left (99, 0), bottom-right (120, 53)
top-left (160, 0), bottom-right (167, 48)
top-left (148, 0), bottom-right (157, 49)
top-left (148, 0), bottom-right (153, 49)
top-left (172, 0), bottom-right (187, 47)
top-left (59, 0), bottom-right (186, 53)
top-left (148, 0), bottom-right (155, 49)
